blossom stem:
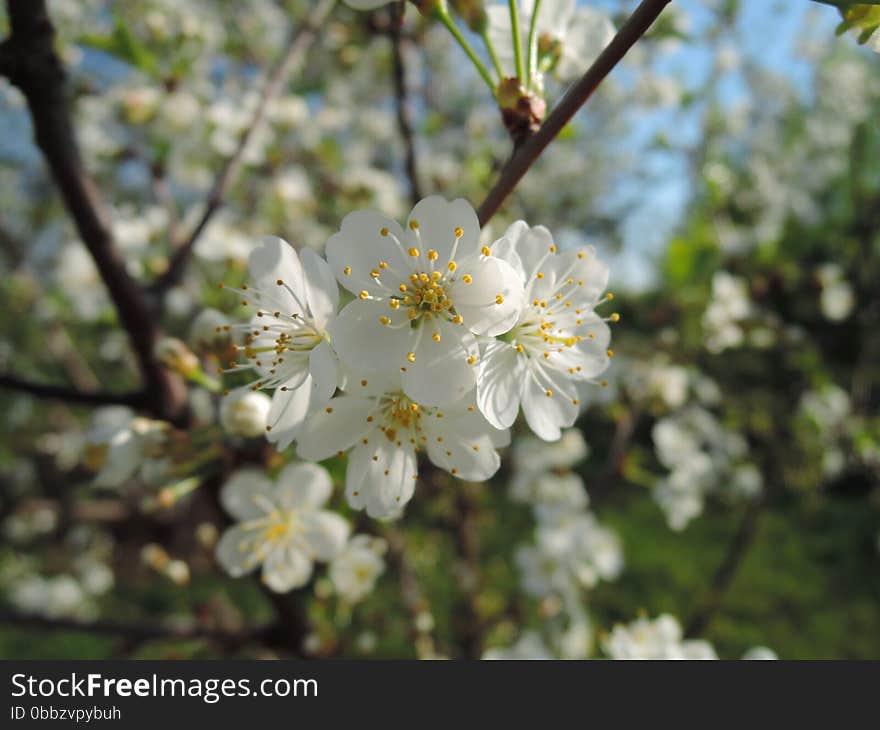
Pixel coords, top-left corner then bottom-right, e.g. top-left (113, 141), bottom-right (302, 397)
top-left (480, 28), bottom-right (505, 80)
top-left (525, 0), bottom-right (542, 90)
top-left (477, 0), bottom-right (673, 225)
top-left (435, 9), bottom-right (495, 91)
top-left (508, 0), bottom-right (526, 83)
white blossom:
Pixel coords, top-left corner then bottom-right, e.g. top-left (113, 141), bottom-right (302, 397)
top-left (329, 535), bottom-right (386, 603)
top-left (215, 464), bottom-right (349, 592)
top-left (325, 196), bottom-right (524, 407)
top-left (476, 221), bottom-right (612, 441)
top-left (295, 370), bottom-right (509, 519)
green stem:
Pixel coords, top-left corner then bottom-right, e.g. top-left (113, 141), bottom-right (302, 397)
top-left (526, 0), bottom-right (542, 89)
top-left (435, 9), bottom-right (495, 91)
top-left (481, 28), bottom-right (505, 80)
top-left (508, 0), bottom-right (526, 83)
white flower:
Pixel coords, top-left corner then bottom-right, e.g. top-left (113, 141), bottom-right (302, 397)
top-left (83, 407), bottom-right (168, 488)
top-left (486, 0), bottom-right (615, 86)
top-left (325, 196), bottom-right (524, 407)
top-left (512, 429), bottom-right (589, 473)
top-left (702, 271), bottom-right (751, 353)
top-left (224, 237), bottom-right (340, 449)
top-left (189, 307), bottom-right (230, 349)
top-left (604, 614), bottom-right (718, 660)
top-left (510, 470), bottom-right (588, 513)
top-left (476, 221), bottom-right (611, 441)
top-left (483, 632), bottom-right (554, 660)
top-left (329, 535), bottom-right (386, 603)
top-left (820, 281), bottom-right (855, 322)
top-left (533, 510), bottom-right (623, 589)
top-left (742, 646), bottom-right (778, 660)
top-left (215, 464), bottom-right (350, 592)
top-left (295, 371), bottom-right (509, 519)
top-left (220, 391), bottom-right (272, 438)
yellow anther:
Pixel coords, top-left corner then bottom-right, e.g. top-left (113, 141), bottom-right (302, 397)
top-left (454, 226), bottom-right (464, 238)
top-left (545, 390), bottom-right (553, 397)
top-left (399, 283), bottom-right (407, 293)
top-left (536, 272), bottom-right (544, 279)
top-left (360, 379), bottom-right (368, 386)
top-left (379, 261), bottom-right (388, 269)
top-left (600, 379), bottom-right (608, 387)
top-left (276, 279), bottom-right (284, 285)
top-left (550, 245), bottom-right (557, 253)
top-left (431, 271), bottom-right (441, 282)
top-left (409, 220), bottom-right (419, 231)
top-left (408, 247), bottom-right (420, 257)
top-left (515, 344), bottom-right (524, 353)
top-left (359, 290), bottom-right (369, 300)
top-left (495, 294), bottom-right (504, 304)
top-left (427, 249), bottom-right (438, 261)
top-left (379, 316), bottom-right (391, 325)
top-left (462, 274), bottom-right (473, 284)
top-left (448, 261), bottom-right (457, 272)
top-left (606, 292), bottom-right (615, 300)
top-left (610, 313), bottom-right (620, 322)
top-left (389, 299), bottom-right (400, 310)
top-left (432, 332), bottom-right (441, 342)
top-left (343, 266), bottom-right (351, 276)
top-left (577, 252), bottom-right (585, 259)
top-left (408, 308), bottom-right (418, 320)
top-left (467, 355), bottom-right (476, 365)
top-left (380, 227), bottom-right (389, 236)
top-left (607, 349), bottom-right (614, 357)
top-left (472, 445), bottom-right (480, 452)
top-left (325, 407), bottom-right (333, 414)
top-left (573, 399), bottom-right (579, 405)
top-left (543, 352), bottom-right (550, 359)
top-left (452, 315), bottom-right (464, 324)
top-left (481, 245), bottom-right (491, 256)
top-left (370, 269), bottom-right (380, 278)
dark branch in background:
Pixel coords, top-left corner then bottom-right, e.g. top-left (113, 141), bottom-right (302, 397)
top-left (452, 486), bottom-right (484, 659)
top-left (477, 0), bottom-right (672, 226)
top-left (0, 609), bottom-right (273, 646)
top-left (152, 0), bottom-right (338, 293)
top-left (685, 499), bottom-right (764, 638)
top-left (0, 0), bottom-right (187, 423)
top-left (390, 1), bottom-right (423, 206)
top-left (0, 374), bottom-right (146, 408)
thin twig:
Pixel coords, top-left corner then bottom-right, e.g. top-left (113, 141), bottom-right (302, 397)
top-left (477, 0), bottom-right (671, 226)
top-left (390, 1), bottom-right (423, 206)
top-left (0, 609), bottom-right (273, 645)
top-left (685, 499), bottom-right (764, 638)
top-left (0, 373), bottom-right (146, 407)
top-left (0, 0), bottom-right (187, 423)
top-left (152, 0), bottom-right (337, 293)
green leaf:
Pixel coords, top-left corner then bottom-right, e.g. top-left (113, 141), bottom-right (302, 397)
top-left (78, 19), bottom-right (158, 77)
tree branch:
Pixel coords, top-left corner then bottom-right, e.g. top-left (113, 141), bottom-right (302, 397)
top-left (390, 1), bottom-right (423, 206)
top-left (685, 499), bottom-right (764, 638)
top-left (0, 0), bottom-right (187, 423)
top-left (0, 609), bottom-right (273, 646)
top-left (151, 0), bottom-right (337, 293)
top-left (477, 0), bottom-right (672, 226)
top-left (0, 373), bottom-right (146, 407)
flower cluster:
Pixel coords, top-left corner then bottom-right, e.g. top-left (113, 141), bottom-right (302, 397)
top-left (222, 196), bottom-right (614, 519)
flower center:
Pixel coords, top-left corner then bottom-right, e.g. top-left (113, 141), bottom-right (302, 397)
top-left (377, 392), bottom-right (424, 444)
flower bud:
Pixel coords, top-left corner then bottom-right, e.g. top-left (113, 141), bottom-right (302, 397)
top-left (450, 0), bottom-right (487, 34)
top-left (220, 391), bottom-right (272, 438)
top-left (155, 337), bottom-right (201, 379)
top-left (188, 308), bottom-right (230, 350)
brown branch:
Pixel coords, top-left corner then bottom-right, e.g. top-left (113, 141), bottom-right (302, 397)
top-left (0, 609), bottom-right (273, 646)
top-left (685, 499), bottom-right (764, 638)
top-left (152, 0), bottom-right (337, 293)
top-left (0, 373), bottom-right (146, 408)
top-left (390, 1), bottom-right (423, 206)
top-left (477, 0), bottom-right (672, 226)
top-left (0, 0), bottom-right (187, 423)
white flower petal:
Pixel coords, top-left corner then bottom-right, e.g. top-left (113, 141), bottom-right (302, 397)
top-left (401, 319), bottom-right (478, 407)
top-left (275, 462), bottom-right (333, 509)
top-left (451, 255), bottom-right (524, 336)
top-left (309, 339), bottom-right (339, 402)
top-left (405, 196), bottom-right (481, 266)
top-left (301, 511), bottom-right (350, 561)
top-left (295, 395), bottom-right (376, 461)
top-left (220, 468), bottom-right (275, 521)
top-left (248, 236), bottom-right (306, 316)
top-left (215, 524), bottom-right (264, 578)
top-left (325, 210), bottom-right (409, 295)
top-left (300, 248), bottom-right (339, 329)
top-left (424, 408), bottom-right (506, 481)
top-left (262, 545), bottom-right (313, 592)
top-left (521, 361), bottom-right (580, 441)
top-left (327, 300), bottom-right (411, 374)
top-left (477, 340), bottom-right (526, 430)
top-left (345, 439), bottom-right (417, 518)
